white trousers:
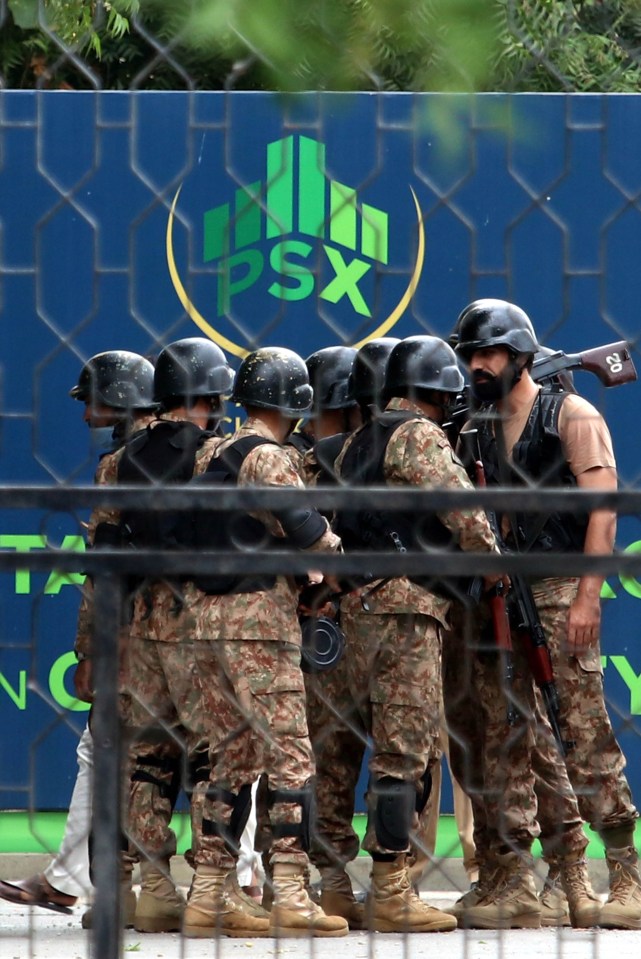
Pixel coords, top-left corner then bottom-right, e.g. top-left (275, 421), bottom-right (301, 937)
top-left (44, 725), bottom-right (93, 898)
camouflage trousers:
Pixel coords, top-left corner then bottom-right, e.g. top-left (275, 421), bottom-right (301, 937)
top-left (443, 601), bottom-right (588, 860)
top-left (533, 577), bottom-right (637, 837)
top-left (305, 654), bottom-right (366, 873)
top-left (340, 609), bottom-right (442, 858)
top-left (193, 639), bottom-right (315, 871)
top-left (125, 634), bottom-right (208, 865)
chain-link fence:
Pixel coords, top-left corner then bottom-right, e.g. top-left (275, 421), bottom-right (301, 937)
top-left (2, 4), bottom-right (641, 958)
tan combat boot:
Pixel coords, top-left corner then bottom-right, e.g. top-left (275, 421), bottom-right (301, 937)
top-left (559, 858), bottom-right (601, 928)
top-left (134, 859), bottom-right (184, 933)
top-left (600, 846), bottom-right (641, 930)
top-left (224, 871), bottom-right (270, 919)
top-left (367, 856), bottom-right (457, 933)
top-left (269, 862), bottom-right (348, 937)
top-left (81, 863), bottom-right (137, 929)
top-left (448, 854), bottom-right (498, 923)
top-left (319, 866), bottom-right (365, 930)
top-left (183, 865), bottom-right (270, 938)
top-left (463, 851), bottom-right (541, 929)
top-left (539, 865), bottom-right (570, 927)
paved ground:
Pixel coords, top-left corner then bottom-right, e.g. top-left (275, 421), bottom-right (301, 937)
top-left (1, 855), bottom-right (640, 958)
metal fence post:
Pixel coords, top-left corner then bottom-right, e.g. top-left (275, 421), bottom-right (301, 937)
top-left (91, 573), bottom-right (124, 959)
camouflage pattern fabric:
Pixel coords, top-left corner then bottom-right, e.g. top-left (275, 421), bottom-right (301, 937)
top-left (444, 600), bottom-right (588, 861)
top-left (120, 414), bottom-right (222, 864)
top-left (126, 636), bottom-right (208, 863)
top-left (331, 397), bottom-right (499, 858)
top-left (341, 608), bottom-right (443, 856)
top-left (532, 576), bottom-right (637, 835)
top-left (305, 657), bottom-right (366, 872)
top-left (193, 638), bottom-right (314, 870)
top-left (190, 417), bottom-right (338, 871)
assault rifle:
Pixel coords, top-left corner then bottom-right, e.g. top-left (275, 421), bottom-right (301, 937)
top-left (446, 339), bottom-right (637, 443)
top-left (466, 434), bottom-right (519, 729)
top-left (508, 576), bottom-right (574, 757)
top-left (461, 428), bottom-right (570, 756)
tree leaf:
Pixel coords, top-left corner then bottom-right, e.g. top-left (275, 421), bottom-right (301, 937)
top-left (8, 0), bottom-right (40, 30)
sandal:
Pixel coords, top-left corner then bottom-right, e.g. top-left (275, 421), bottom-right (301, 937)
top-left (0, 874), bottom-right (76, 914)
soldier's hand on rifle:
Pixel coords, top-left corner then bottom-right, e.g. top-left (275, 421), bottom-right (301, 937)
top-left (483, 573), bottom-right (511, 594)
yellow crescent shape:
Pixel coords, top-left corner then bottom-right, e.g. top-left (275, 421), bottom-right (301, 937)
top-left (166, 187), bottom-right (249, 359)
top-left (166, 183), bottom-right (425, 357)
top-left (351, 186), bottom-right (425, 349)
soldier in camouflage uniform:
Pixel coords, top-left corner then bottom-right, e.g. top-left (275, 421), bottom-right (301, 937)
top-left (89, 338), bottom-right (233, 933)
top-left (295, 346), bottom-right (366, 928)
top-left (182, 347), bottom-right (348, 939)
top-left (333, 335), bottom-right (501, 934)
top-left (0, 351), bottom-right (156, 924)
top-left (454, 298), bottom-right (639, 930)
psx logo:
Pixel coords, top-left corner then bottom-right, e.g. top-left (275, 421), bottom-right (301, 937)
top-left (166, 135), bottom-right (425, 358)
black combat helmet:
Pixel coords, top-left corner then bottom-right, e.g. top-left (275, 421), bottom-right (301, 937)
top-left (231, 347), bottom-right (313, 417)
top-left (153, 337), bottom-right (233, 404)
top-left (385, 336), bottom-right (465, 399)
top-left (455, 299), bottom-right (539, 360)
top-left (305, 346), bottom-right (358, 415)
top-left (347, 337), bottom-right (401, 408)
top-left (69, 350), bottom-right (156, 410)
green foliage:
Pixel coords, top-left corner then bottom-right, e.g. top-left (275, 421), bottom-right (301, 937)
top-left (493, 0), bottom-right (641, 92)
top-left (2, 0), bottom-right (641, 92)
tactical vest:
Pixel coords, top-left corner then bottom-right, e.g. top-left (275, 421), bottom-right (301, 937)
top-left (190, 434), bottom-right (280, 595)
top-left (117, 419), bottom-right (206, 550)
top-left (476, 390), bottom-right (588, 552)
top-left (286, 429), bottom-right (315, 456)
top-left (335, 411), bottom-right (472, 601)
top-left (313, 432), bottom-right (349, 487)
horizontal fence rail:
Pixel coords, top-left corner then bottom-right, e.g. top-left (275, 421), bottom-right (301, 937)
top-left (0, 485), bottom-right (637, 578)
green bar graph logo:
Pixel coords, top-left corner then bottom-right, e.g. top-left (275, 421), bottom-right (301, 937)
top-left (201, 135), bottom-right (389, 318)
top-left (166, 133), bottom-right (425, 358)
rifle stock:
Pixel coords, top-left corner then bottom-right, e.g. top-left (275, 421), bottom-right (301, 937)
top-left (532, 340), bottom-right (637, 387)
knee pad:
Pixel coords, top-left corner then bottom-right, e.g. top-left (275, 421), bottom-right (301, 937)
top-left (131, 754), bottom-right (181, 807)
top-left (202, 783), bottom-right (253, 855)
top-left (416, 766), bottom-right (432, 815)
top-left (370, 777), bottom-right (416, 852)
top-left (267, 781), bottom-right (316, 852)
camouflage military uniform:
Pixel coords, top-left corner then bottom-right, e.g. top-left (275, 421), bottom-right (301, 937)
top-left (532, 577), bottom-right (636, 833)
top-left (335, 396), bottom-right (497, 858)
top-left (442, 590), bottom-right (590, 871)
top-left (285, 441), bottom-right (366, 879)
top-left (93, 413), bottom-right (222, 866)
top-left (191, 416), bottom-right (340, 872)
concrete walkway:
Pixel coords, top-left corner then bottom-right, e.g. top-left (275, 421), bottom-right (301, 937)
top-left (1, 854), bottom-right (639, 959)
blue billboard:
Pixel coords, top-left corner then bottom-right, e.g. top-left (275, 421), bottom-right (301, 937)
top-left (0, 91), bottom-right (640, 810)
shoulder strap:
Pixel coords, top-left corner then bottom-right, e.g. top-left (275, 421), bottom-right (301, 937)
top-left (205, 434), bottom-right (279, 479)
top-left (341, 411), bottom-right (422, 484)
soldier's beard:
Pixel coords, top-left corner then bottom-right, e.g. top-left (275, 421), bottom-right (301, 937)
top-left (471, 362), bottom-right (523, 403)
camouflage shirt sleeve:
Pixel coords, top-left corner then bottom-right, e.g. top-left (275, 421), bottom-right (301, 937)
top-left (75, 448), bottom-right (123, 659)
top-left (240, 439), bottom-right (340, 552)
top-left (385, 418), bottom-right (497, 553)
